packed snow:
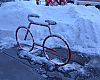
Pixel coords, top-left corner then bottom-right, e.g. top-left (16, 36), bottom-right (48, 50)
top-left (18, 50), bottom-right (84, 73)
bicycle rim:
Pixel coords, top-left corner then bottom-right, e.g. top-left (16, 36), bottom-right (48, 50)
top-left (16, 26), bottom-right (34, 52)
top-left (42, 35), bottom-right (72, 66)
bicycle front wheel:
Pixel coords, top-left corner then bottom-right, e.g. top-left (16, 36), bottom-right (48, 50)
top-left (16, 26), bottom-right (34, 52)
top-left (42, 35), bottom-right (72, 66)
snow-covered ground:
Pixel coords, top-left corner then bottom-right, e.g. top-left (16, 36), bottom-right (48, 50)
top-left (1, 1), bottom-right (100, 77)
top-left (0, 1), bottom-right (100, 55)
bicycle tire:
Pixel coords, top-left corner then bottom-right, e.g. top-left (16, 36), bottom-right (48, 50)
top-left (16, 26), bottom-right (34, 52)
top-left (42, 35), bottom-right (72, 66)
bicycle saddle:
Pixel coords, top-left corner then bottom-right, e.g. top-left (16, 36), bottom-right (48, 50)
top-left (45, 20), bottom-right (57, 25)
top-left (28, 14), bottom-right (40, 18)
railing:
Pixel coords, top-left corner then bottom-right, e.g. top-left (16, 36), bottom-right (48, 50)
top-left (74, 0), bottom-right (100, 5)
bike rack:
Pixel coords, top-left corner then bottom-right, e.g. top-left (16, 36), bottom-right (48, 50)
top-left (16, 14), bottom-right (72, 66)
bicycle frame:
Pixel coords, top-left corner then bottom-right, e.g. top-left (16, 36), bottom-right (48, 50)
top-left (16, 14), bottom-right (72, 66)
top-left (15, 14), bottom-right (56, 52)
top-left (24, 14), bottom-right (52, 41)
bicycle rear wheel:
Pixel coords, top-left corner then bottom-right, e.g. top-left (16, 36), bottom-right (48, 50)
top-left (16, 26), bottom-right (34, 52)
top-left (42, 35), bottom-right (72, 66)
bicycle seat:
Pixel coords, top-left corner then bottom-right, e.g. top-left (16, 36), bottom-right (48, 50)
top-left (28, 14), bottom-right (40, 18)
top-left (45, 20), bottom-right (57, 25)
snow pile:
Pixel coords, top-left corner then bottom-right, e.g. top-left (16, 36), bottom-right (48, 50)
top-left (18, 50), bottom-right (84, 73)
top-left (58, 62), bottom-right (83, 73)
top-left (0, 1), bottom-right (100, 55)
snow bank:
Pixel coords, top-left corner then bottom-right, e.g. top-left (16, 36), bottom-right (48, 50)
top-left (18, 50), bottom-right (84, 73)
top-left (0, 1), bottom-right (100, 55)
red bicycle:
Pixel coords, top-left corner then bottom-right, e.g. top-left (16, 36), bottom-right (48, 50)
top-left (16, 14), bottom-right (72, 66)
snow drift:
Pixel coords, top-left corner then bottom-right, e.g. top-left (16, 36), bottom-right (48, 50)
top-left (0, 1), bottom-right (100, 55)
